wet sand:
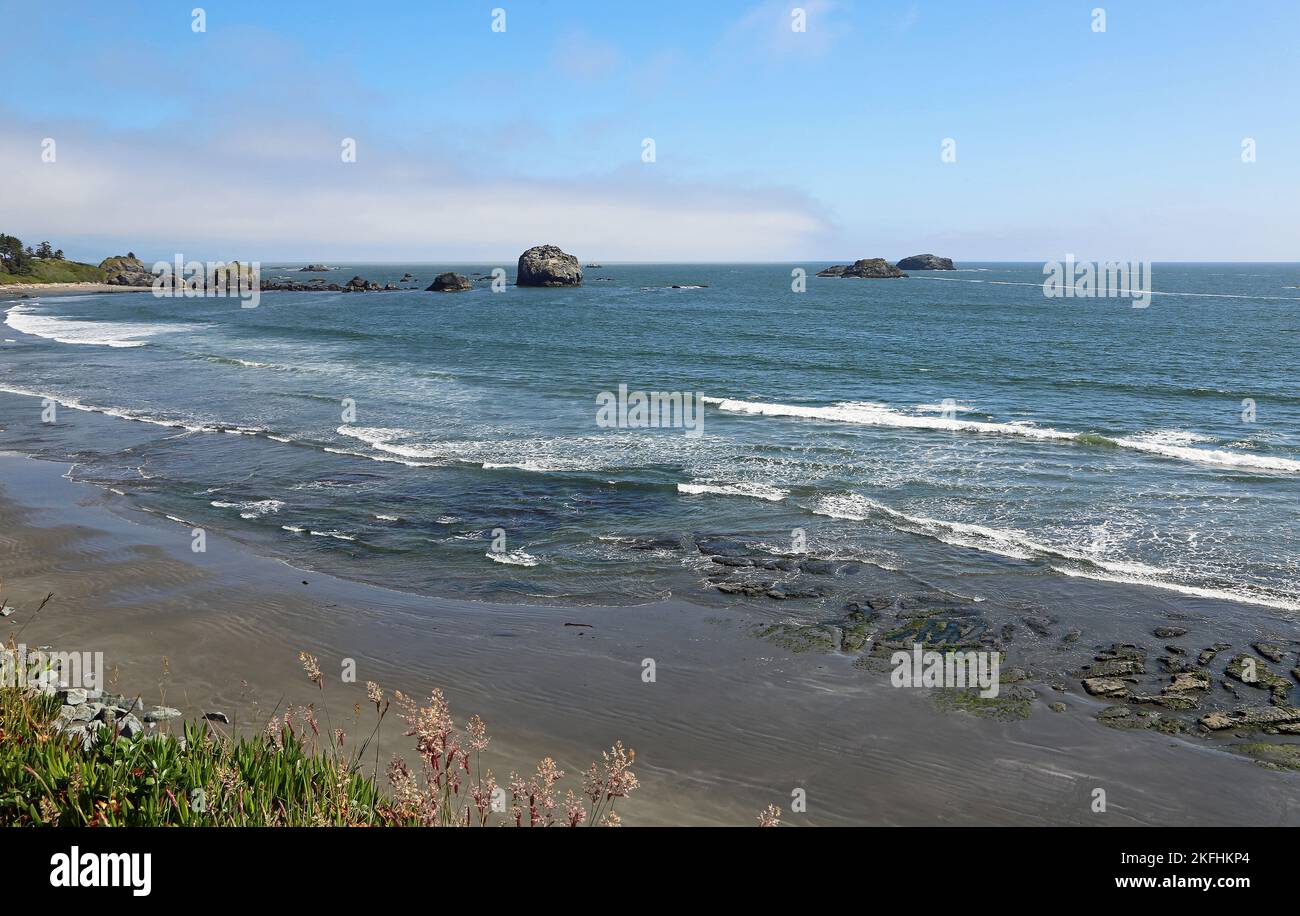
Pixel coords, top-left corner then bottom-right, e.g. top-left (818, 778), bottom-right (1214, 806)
top-left (2, 452), bottom-right (1298, 825)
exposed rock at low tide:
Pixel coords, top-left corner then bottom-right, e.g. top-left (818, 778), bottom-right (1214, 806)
top-left (1200, 706), bottom-right (1300, 731)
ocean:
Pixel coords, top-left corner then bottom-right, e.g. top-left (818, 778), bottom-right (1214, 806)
top-left (3, 262), bottom-right (1298, 615)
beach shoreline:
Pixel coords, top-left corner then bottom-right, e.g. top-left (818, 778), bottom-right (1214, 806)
top-left (3, 449), bottom-right (1298, 825)
top-left (0, 282), bottom-right (149, 299)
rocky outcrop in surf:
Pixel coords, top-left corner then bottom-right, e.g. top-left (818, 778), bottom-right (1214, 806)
top-left (816, 258), bottom-right (906, 279)
top-left (896, 254), bottom-right (955, 270)
top-left (344, 275), bottom-right (380, 292)
top-left (517, 245), bottom-right (582, 287)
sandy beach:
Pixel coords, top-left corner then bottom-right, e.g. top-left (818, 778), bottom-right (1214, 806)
top-left (0, 282), bottom-right (147, 298)
top-left (2, 451), bottom-right (1297, 825)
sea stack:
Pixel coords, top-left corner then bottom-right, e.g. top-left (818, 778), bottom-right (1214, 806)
top-left (427, 272), bottom-right (472, 292)
top-left (517, 244), bottom-right (582, 287)
top-left (816, 258), bottom-right (907, 279)
top-left (896, 254), bottom-right (955, 270)
top-left (99, 254), bottom-right (156, 287)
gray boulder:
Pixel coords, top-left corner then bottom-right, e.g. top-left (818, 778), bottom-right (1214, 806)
top-left (517, 245), bottom-right (582, 287)
top-left (896, 254), bottom-right (955, 270)
top-left (427, 272), bottom-right (472, 292)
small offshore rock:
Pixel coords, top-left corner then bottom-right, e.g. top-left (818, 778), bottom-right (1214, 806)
top-left (427, 272), bottom-right (472, 292)
top-left (1198, 643), bottom-right (1231, 666)
top-left (1082, 677), bottom-right (1129, 697)
top-left (1200, 705), bottom-right (1300, 731)
top-left (1253, 642), bottom-right (1288, 664)
top-left (1154, 626), bottom-right (1187, 639)
top-left (1166, 670), bottom-right (1211, 693)
top-left (1078, 657), bottom-right (1144, 678)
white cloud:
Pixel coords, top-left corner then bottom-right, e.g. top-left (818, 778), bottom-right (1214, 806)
top-left (724, 0), bottom-right (847, 58)
top-left (0, 113), bottom-right (834, 262)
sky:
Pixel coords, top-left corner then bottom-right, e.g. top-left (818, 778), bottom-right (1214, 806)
top-left (1, 0), bottom-right (1297, 263)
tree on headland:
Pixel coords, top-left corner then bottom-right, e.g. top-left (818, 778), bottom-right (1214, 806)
top-left (36, 241), bottom-right (54, 259)
top-left (0, 234), bottom-right (30, 273)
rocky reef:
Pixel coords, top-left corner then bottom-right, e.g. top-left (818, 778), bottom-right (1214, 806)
top-left (614, 528), bottom-right (1300, 762)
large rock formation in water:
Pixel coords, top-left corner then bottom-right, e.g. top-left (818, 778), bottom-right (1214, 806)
top-left (816, 258), bottom-right (906, 279)
top-left (896, 254), bottom-right (955, 270)
top-left (99, 254), bottom-right (156, 286)
top-left (516, 244), bottom-right (582, 287)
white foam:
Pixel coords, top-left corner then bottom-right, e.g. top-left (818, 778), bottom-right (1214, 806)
top-left (210, 499), bottom-right (284, 518)
top-left (704, 396), bottom-right (1300, 473)
top-left (1123, 429), bottom-right (1212, 448)
top-left (310, 529), bottom-right (356, 541)
top-left (335, 426), bottom-right (451, 464)
top-left (913, 402), bottom-right (976, 413)
top-left (704, 396), bottom-right (1075, 441)
top-left (482, 460), bottom-right (559, 472)
top-left (5, 303), bottom-right (200, 347)
top-left (811, 493), bottom-right (1300, 611)
top-left (486, 549), bottom-right (540, 567)
top-left (677, 481), bottom-right (789, 501)
top-left (1110, 436), bottom-right (1300, 472)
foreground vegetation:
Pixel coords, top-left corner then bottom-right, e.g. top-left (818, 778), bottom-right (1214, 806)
top-left (0, 638), bottom-right (649, 826)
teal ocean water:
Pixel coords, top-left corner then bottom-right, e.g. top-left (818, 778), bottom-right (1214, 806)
top-left (3, 262), bottom-right (1298, 611)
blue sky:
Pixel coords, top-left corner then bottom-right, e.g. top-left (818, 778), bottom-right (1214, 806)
top-left (1, 0), bottom-right (1297, 261)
